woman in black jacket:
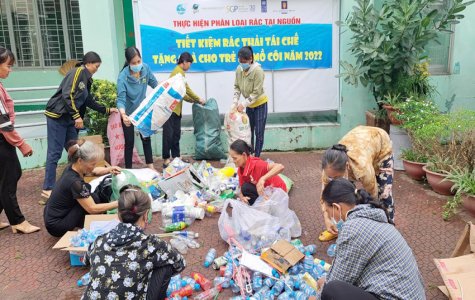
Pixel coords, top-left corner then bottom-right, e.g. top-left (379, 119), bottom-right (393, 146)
top-left (41, 52), bottom-right (118, 200)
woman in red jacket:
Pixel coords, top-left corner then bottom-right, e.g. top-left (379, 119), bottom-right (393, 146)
top-left (229, 139), bottom-right (286, 205)
top-left (0, 47), bottom-right (40, 234)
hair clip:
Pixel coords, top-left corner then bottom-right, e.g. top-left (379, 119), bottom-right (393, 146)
top-left (355, 189), bottom-right (358, 195)
top-left (130, 205), bottom-right (136, 213)
top-left (125, 188), bottom-right (139, 192)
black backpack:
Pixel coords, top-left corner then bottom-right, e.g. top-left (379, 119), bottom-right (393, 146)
top-left (95, 175), bottom-right (113, 203)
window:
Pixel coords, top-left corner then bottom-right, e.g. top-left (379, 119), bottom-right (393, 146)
top-left (424, 0), bottom-right (453, 75)
top-left (0, 0), bottom-right (83, 68)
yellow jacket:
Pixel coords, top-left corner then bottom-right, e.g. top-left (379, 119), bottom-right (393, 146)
top-left (169, 65), bottom-right (200, 116)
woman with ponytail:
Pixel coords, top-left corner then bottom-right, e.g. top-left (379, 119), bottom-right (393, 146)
top-left (319, 125), bottom-right (394, 241)
top-left (44, 140), bottom-right (119, 237)
top-left (318, 178), bottom-right (425, 300)
top-left (229, 139), bottom-right (286, 205)
top-left (117, 46), bottom-right (158, 170)
top-left (82, 186), bottom-right (185, 300)
top-left (42, 51), bottom-right (118, 200)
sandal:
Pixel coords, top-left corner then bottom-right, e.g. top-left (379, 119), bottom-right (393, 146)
top-left (319, 230), bottom-right (338, 242)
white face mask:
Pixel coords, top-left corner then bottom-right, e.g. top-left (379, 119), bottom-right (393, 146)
top-left (330, 204), bottom-right (344, 231)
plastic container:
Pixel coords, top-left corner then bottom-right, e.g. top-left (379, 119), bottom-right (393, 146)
top-left (293, 291), bottom-right (307, 300)
top-left (192, 286), bottom-right (222, 300)
top-left (224, 260), bottom-right (233, 278)
top-left (170, 285), bottom-right (194, 297)
top-left (304, 244), bottom-right (317, 255)
top-left (252, 272), bottom-right (263, 291)
top-left (182, 276), bottom-right (199, 290)
top-left (213, 277), bottom-right (231, 288)
top-left (327, 244), bottom-right (336, 257)
top-left (271, 280), bottom-right (285, 295)
top-left (303, 252), bottom-right (314, 274)
top-left (176, 235), bottom-right (200, 249)
top-left (302, 273), bottom-right (318, 292)
top-left (299, 281), bottom-right (317, 296)
top-left (314, 258), bottom-right (332, 272)
top-left (263, 277), bottom-right (275, 288)
top-left (277, 291), bottom-right (292, 300)
top-left (167, 279), bottom-right (186, 295)
top-left (212, 256), bottom-right (228, 270)
top-left (164, 205), bottom-right (205, 220)
top-left (191, 272), bottom-right (212, 291)
top-left (77, 272), bottom-right (90, 287)
top-left (203, 248), bottom-right (217, 268)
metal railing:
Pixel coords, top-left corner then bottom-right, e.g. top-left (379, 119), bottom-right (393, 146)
top-left (6, 86), bottom-right (58, 128)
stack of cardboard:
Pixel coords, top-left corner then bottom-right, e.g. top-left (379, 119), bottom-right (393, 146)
top-left (434, 222), bottom-right (475, 299)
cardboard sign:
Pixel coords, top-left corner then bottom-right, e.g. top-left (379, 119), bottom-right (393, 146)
top-left (260, 240), bottom-right (304, 273)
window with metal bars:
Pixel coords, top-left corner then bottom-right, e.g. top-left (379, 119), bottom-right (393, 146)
top-left (0, 0), bottom-right (83, 68)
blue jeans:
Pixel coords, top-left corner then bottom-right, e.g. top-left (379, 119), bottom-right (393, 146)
top-left (43, 115), bottom-right (77, 190)
top-left (246, 103), bottom-right (268, 157)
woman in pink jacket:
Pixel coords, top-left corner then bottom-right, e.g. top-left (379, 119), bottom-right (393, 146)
top-left (0, 47), bottom-right (40, 234)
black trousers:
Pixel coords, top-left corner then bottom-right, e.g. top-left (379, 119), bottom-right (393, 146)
top-left (122, 119), bottom-right (153, 168)
top-left (241, 182), bottom-right (259, 206)
top-left (44, 193), bottom-right (107, 237)
top-left (0, 135), bottom-right (25, 225)
top-left (321, 280), bottom-right (379, 300)
top-left (147, 265), bottom-right (174, 300)
top-left (162, 112), bottom-right (181, 160)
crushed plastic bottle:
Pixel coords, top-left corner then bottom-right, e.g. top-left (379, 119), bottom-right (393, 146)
top-left (213, 277), bottom-right (231, 288)
top-left (77, 272), bottom-right (90, 287)
top-left (224, 260), bottom-right (233, 278)
top-left (327, 244), bottom-right (337, 257)
top-left (263, 277), bottom-right (275, 288)
top-left (271, 280), bottom-right (285, 295)
top-left (252, 272), bottom-right (263, 291)
top-left (230, 280), bottom-right (240, 294)
top-left (167, 279), bottom-right (186, 296)
top-left (170, 238), bottom-right (188, 255)
top-left (203, 248), bottom-right (217, 268)
top-left (175, 235), bottom-right (200, 249)
top-left (192, 285), bottom-right (222, 300)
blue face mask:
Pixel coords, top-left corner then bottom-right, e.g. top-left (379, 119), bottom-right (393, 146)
top-left (130, 63), bottom-right (143, 73)
top-left (331, 204), bottom-right (344, 231)
top-left (240, 63), bottom-right (250, 71)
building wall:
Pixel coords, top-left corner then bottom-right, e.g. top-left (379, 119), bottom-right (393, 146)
top-left (2, 0), bottom-right (474, 169)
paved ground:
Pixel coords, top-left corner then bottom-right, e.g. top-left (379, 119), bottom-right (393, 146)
top-left (1, 151), bottom-right (474, 300)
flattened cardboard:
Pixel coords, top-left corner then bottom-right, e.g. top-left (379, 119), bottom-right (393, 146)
top-left (434, 253), bottom-right (475, 276)
top-left (260, 240), bottom-right (304, 273)
top-left (84, 214), bottom-right (118, 229)
top-left (82, 135), bottom-right (103, 144)
top-left (443, 271), bottom-right (475, 300)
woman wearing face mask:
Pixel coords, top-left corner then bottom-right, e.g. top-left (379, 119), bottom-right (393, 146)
top-left (0, 47), bottom-right (40, 234)
top-left (317, 178), bottom-right (425, 300)
top-left (162, 52), bottom-right (205, 168)
top-left (82, 185), bottom-right (186, 300)
top-left (233, 46), bottom-right (268, 157)
top-left (117, 46), bottom-right (158, 170)
top-left (42, 52), bottom-right (118, 200)
top-left (230, 139), bottom-right (286, 205)
top-left (44, 140), bottom-right (119, 237)
top-left (319, 125), bottom-right (394, 242)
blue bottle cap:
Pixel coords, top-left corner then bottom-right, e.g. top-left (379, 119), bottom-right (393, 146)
top-left (204, 261), bottom-right (210, 268)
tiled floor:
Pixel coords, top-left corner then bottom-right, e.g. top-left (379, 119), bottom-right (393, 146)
top-left (0, 151), bottom-right (472, 299)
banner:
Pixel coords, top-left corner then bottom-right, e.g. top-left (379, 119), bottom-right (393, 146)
top-left (138, 0), bottom-right (333, 72)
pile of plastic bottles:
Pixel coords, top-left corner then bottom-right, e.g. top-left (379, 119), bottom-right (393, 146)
top-left (70, 228), bottom-right (104, 247)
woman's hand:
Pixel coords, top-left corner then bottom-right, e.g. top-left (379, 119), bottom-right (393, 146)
top-left (324, 215), bottom-right (339, 235)
top-left (256, 178), bottom-right (265, 196)
top-left (122, 114), bottom-right (131, 127)
top-left (75, 117), bottom-right (84, 129)
top-left (317, 277), bottom-right (326, 291)
top-left (199, 98), bottom-right (206, 105)
top-left (239, 193), bottom-right (250, 204)
top-left (108, 166), bottom-right (122, 175)
top-left (109, 108), bottom-right (119, 114)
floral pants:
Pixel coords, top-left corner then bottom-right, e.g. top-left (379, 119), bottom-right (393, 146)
top-left (377, 155), bottom-right (395, 222)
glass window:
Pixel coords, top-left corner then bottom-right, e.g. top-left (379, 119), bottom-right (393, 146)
top-left (0, 0), bottom-right (83, 68)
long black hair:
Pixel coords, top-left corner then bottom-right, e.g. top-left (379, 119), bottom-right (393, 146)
top-left (177, 52), bottom-right (193, 64)
top-left (0, 46), bottom-right (15, 65)
top-left (230, 139), bottom-right (253, 156)
top-left (322, 144), bottom-right (348, 172)
top-left (322, 178), bottom-right (394, 225)
top-left (75, 51), bottom-right (101, 67)
top-left (122, 46), bottom-right (141, 70)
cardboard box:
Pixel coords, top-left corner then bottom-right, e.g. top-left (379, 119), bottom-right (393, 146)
top-left (82, 135), bottom-right (112, 183)
top-left (158, 166), bottom-right (205, 198)
top-left (434, 222), bottom-right (475, 299)
top-left (260, 240), bottom-right (305, 273)
top-left (53, 214), bottom-right (118, 266)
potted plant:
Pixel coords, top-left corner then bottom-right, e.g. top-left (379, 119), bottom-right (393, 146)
top-left (84, 79), bottom-right (118, 162)
top-left (337, 0), bottom-right (472, 119)
top-left (443, 169), bottom-right (475, 219)
top-left (400, 148), bottom-right (428, 181)
top-left (423, 158), bottom-right (455, 196)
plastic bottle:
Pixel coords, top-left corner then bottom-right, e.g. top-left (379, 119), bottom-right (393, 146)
top-left (213, 277), bottom-right (231, 288)
top-left (289, 264), bottom-right (301, 275)
top-left (299, 281), bottom-right (317, 296)
top-left (182, 276), bottom-right (200, 290)
top-left (271, 280), bottom-right (285, 295)
top-left (252, 272), bottom-right (263, 291)
top-left (203, 248), bottom-right (217, 268)
top-left (303, 252), bottom-right (314, 274)
top-left (174, 231), bottom-right (199, 239)
top-left (170, 238), bottom-right (188, 254)
top-left (293, 291), bottom-right (307, 300)
top-left (312, 262), bottom-right (326, 279)
top-left (277, 291), bottom-right (292, 300)
top-left (302, 273), bottom-right (318, 292)
top-left (314, 258), bottom-right (332, 272)
top-left (167, 279), bottom-right (186, 296)
top-left (191, 272), bottom-right (212, 291)
top-left (284, 277), bottom-right (295, 293)
top-left (170, 285), bottom-right (195, 297)
top-left (304, 244), bottom-right (317, 255)
top-left (77, 272), bottom-right (91, 287)
top-left (164, 206), bottom-right (205, 220)
top-left (164, 222), bottom-right (188, 232)
top-left (176, 235), bottom-right (200, 249)
top-left (224, 260), bottom-right (233, 278)
top-left (263, 277), bottom-right (275, 288)
top-left (327, 244), bottom-right (337, 257)
top-left (192, 286), bottom-right (222, 300)
top-left (230, 280), bottom-right (240, 294)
